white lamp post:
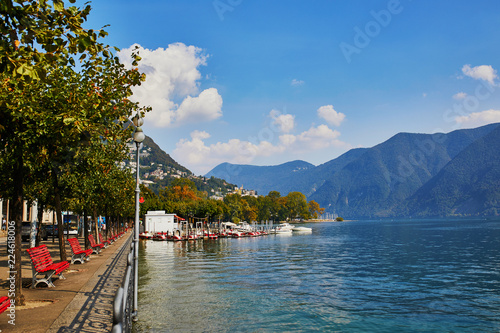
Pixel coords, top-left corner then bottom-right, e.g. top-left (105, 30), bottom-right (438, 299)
top-left (132, 112), bottom-right (144, 321)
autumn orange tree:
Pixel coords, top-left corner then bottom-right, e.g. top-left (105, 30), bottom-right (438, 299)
top-left (160, 178), bottom-right (202, 202)
top-left (308, 200), bottom-right (325, 219)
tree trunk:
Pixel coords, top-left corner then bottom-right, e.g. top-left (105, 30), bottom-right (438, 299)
top-left (11, 153), bottom-right (25, 306)
top-left (52, 171), bottom-right (67, 262)
top-left (105, 214), bottom-right (109, 240)
top-left (93, 205), bottom-right (98, 242)
top-left (84, 211), bottom-right (89, 249)
top-left (35, 202), bottom-right (44, 247)
top-left (52, 211), bottom-right (55, 243)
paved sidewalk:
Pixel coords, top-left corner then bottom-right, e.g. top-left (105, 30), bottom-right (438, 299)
top-left (0, 231), bottom-right (132, 333)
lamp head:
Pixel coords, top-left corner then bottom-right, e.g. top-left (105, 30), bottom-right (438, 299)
top-left (133, 126), bottom-right (145, 143)
top-left (132, 113), bottom-right (144, 127)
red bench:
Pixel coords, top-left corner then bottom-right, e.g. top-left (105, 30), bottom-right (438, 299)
top-left (99, 233), bottom-right (111, 248)
top-left (88, 234), bottom-right (105, 254)
top-left (0, 296), bottom-right (10, 314)
top-left (67, 238), bottom-right (93, 264)
top-left (108, 231), bottom-right (119, 242)
top-left (26, 245), bottom-right (70, 288)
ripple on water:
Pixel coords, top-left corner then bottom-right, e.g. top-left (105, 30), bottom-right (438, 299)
top-left (135, 219), bottom-right (500, 332)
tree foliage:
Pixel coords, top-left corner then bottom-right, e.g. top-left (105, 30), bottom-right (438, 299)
top-left (142, 186), bottom-right (323, 224)
top-left (0, 0), bottom-right (148, 305)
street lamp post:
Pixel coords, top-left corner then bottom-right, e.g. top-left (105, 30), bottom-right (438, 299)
top-left (132, 112), bottom-right (145, 322)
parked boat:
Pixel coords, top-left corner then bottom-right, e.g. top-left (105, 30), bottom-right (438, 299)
top-left (292, 226), bottom-right (312, 232)
top-left (139, 232), bottom-right (154, 239)
top-left (171, 234), bottom-right (184, 241)
top-left (273, 228), bottom-right (293, 234)
top-left (230, 231), bottom-right (244, 238)
top-left (270, 223), bottom-right (294, 234)
top-left (218, 231), bottom-right (228, 238)
top-left (187, 234), bottom-right (199, 241)
top-left (153, 233), bottom-right (168, 241)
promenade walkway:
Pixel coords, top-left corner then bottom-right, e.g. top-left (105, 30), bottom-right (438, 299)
top-left (0, 231), bottom-right (131, 332)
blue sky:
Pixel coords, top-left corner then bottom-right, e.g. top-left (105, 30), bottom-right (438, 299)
top-left (82, 0), bottom-right (500, 175)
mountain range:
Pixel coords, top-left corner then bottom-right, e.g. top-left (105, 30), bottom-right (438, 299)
top-left (131, 136), bottom-right (236, 195)
top-left (206, 123), bottom-right (500, 218)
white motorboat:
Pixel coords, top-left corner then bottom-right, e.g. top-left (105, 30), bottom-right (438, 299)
top-left (270, 223), bottom-right (294, 234)
top-left (292, 226), bottom-right (312, 232)
top-left (273, 228), bottom-right (293, 234)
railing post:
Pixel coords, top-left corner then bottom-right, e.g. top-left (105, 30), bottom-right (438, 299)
top-left (132, 140), bottom-right (140, 322)
top-left (112, 287), bottom-right (124, 333)
top-left (112, 236), bottom-right (136, 332)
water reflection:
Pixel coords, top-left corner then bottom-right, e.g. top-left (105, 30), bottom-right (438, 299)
top-left (134, 219), bottom-right (500, 332)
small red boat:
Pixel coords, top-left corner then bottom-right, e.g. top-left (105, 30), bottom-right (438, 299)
top-left (152, 233), bottom-right (167, 241)
top-left (139, 232), bottom-right (154, 240)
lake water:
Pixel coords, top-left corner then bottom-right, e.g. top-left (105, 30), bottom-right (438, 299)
top-left (133, 219), bottom-right (500, 332)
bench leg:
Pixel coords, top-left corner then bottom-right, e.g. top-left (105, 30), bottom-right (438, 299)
top-left (31, 271), bottom-right (56, 288)
top-left (71, 253), bottom-right (87, 264)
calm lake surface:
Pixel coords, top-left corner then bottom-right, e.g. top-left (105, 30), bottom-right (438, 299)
top-left (133, 219), bottom-right (500, 332)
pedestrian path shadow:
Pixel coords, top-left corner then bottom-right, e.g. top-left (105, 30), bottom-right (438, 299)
top-left (54, 236), bottom-right (131, 333)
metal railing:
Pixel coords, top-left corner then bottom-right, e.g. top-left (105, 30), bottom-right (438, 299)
top-left (112, 240), bottom-right (136, 333)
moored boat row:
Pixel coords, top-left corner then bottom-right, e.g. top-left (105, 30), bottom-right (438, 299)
top-left (140, 222), bottom-right (311, 241)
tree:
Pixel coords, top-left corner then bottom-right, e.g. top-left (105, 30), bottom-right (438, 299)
top-left (0, 0), bottom-right (146, 305)
top-left (223, 194), bottom-right (243, 221)
top-left (267, 191), bottom-right (282, 221)
top-left (285, 192), bottom-right (310, 220)
top-left (308, 200), bottom-right (325, 219)
top-left (161, 178), bottom-right (201, 202)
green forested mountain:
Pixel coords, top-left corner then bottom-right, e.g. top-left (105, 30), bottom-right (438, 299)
top-left (205, 160), bottom-right (315, 195)
top-left (404, 125), bottom-right (500, 217)
top-left (308, 124), bottom-right (499, 217)
top-left (141, 136), bottom-right (190, 174)
top-left (205, 123), bottom-right (500, 218)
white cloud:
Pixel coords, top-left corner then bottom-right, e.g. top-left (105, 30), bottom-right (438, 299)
top-left (269, 109), bottom-right (295, 133)
top-left (174, 125), bottom-right (350, 174)
top-left (173, 131), bottom-right (285, 174)
top-left (191, 130), bottom-right (211, 140)
top-left (462, 64), bottom-right (497, 85)
top-left (176, 88), bottom-right (223, 125)
top-left (117, 43), bottom-right (223, 127)
top-left (281, 124), bottom-right (346, 151)
top-left (455, 109), bottom-right (500, 128)
top-left (453, 92), bottom-right (468, 100)
top-left (291, 79), bottom-right (304, 86)
top-left (317, 105), bottom-right (346, 127)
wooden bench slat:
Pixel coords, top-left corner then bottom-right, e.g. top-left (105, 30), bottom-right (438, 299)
top-left (0, 296), bottom-right (10, 314)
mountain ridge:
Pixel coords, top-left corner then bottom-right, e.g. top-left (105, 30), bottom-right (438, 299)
top-left (205, 123), bottom-right (500, 218)
top-left (133, 135), bottom-right (237, 195)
